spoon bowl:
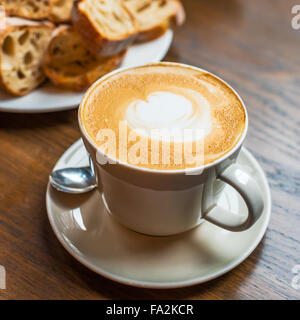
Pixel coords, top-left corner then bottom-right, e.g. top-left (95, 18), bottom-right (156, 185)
top-left (50, 166), bottom-right (97, 194)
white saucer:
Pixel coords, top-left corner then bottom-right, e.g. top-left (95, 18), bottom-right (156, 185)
top-left (46, 139), bottom-right (271, 289)
top-left (0, 31), bottom-right (173, 114)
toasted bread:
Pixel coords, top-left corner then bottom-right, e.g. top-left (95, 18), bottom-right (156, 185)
top-left (0, 0), bottom-right (52, 20)
top-left (50, 0), bottom-right (74, 23)
top-left (71, 0), bottom-right (138, 57)
top-left (0, 17), bottom-right (54, 96)
top-left (124, 0), bottom-right (185, 43)
top-left (43, 25), bottom-right (126, 91)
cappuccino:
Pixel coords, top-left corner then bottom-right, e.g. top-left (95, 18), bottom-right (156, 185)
top-left (80, 63), bottom-right (246, 170)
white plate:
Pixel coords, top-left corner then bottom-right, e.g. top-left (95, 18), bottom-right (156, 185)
top-left (46, 140), bottom-right (271, 289)
top-left (0, 30), bottom-right (173, 113)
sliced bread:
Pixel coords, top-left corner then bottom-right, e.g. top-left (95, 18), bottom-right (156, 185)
top-left (50, 0), bottom-right (74, 23)
top-left (71, 0), bottom-right (138, 57)
top-left (124, 0), bottom-right (185, 43)
top-left (43, 25), bottom-right (126, 91)
top-left (0, 17), bottom-right (54, 96)
top-left (0, 0), bottom-right (53, 20)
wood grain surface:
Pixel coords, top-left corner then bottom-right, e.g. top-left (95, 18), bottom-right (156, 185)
top-left (0, 0), bottom-right (299, 300)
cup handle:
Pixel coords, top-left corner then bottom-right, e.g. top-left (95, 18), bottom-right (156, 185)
top-left (203, 163), bottom-right (264, 231)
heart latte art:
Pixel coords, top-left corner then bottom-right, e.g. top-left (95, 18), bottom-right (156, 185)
top-left (126, 90), bottom-right (212, 142)
top-left (80, 64), bottom-right (246, 170)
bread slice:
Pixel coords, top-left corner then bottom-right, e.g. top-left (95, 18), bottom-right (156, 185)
top-left (0, 0), bottom-right (52, 20)
top-left (43, 26), bottom-right (126, 91)
top-left (71, 0), bottom-right (138, 57)
top-left (0, 17), bottom-right (54, 96)
top-left (50, 0), bottom-right (74, 23)
top-left (124, 0), bottom-right (185, 43)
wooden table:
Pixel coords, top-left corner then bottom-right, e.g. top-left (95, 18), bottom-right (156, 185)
top-left (0, 0), bottom-right (299, 300)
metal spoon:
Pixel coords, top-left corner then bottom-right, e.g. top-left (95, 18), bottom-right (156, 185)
top-left (49, 157), bottom-right (97, 194)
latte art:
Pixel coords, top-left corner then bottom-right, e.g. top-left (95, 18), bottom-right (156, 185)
top-left (125, 90), bottom-right (212, 142)
top-left (80, 63), bottom-right (246, 170)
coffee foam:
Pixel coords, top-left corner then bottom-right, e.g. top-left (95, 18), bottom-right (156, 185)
top-left (81, 64), bottom-right (246, 170)
top-left (125, 90), bottom-right (212, 142)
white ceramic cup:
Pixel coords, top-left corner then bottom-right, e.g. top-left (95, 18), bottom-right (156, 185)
top-left (79, 62), bottom-right (264, 236)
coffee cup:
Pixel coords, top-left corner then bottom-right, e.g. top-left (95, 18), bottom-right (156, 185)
top-left (78, 62), bottom-right (264, 236)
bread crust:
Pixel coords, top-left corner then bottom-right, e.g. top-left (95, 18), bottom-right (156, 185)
top-left (49, 0), bottom-right (74, 23)
top-left (1, 0), bottom-right (73, 22)
top-left (71, 0), bottom-right (137, 57)
top-left (43, 25), bottom-right (127, 91)
top-left (135, 23), bottom-right (169, 43)
top-left (0, 18), bottom-right (54, 96)
top-left (126, 0), bottom-right (185, 43)
top-left (0, 0), bottom-right (53, 20)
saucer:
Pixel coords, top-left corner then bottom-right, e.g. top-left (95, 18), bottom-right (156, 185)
top-left (46, 139), bottom-right (271, 289)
